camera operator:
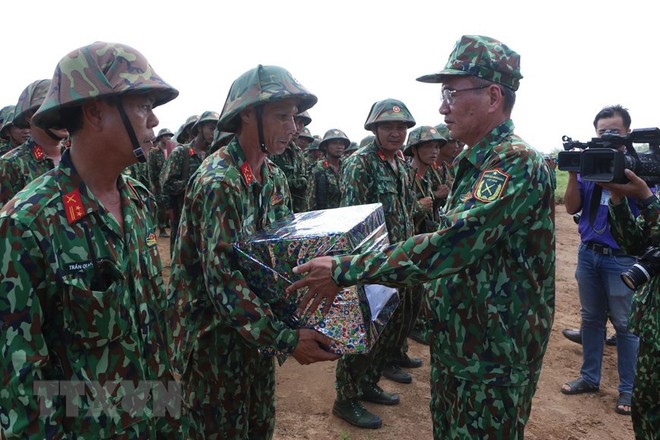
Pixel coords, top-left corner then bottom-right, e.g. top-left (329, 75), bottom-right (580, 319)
top-left (561, 105), bottom-right (641, 417)
top-left (601, 168), bottom-right (659, 439)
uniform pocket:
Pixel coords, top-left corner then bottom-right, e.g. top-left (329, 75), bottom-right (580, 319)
top-left (61, 261), bottom-right (131, 348)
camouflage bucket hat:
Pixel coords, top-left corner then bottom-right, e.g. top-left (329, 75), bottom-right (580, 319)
top-left (364, 98), bottom-right (416, 131)
top-left (403, 125), bottom-right (447, 156)
top-left (359, 135), bottom-right (375, 148)
top-left (319, 128), bottom-right (350, 151)
top-left (155, 127), bottom-right (174, 141)
top-left (13, 79), bottom-right (51, 129)
top-left (0, 105), bottom-right (16, 135)
top-left (33, 41), bottom-right (179, 130)
top-left (295, 110), bottom-right (312, 126)
top-left (416, 35), bottom-right (522, 91)
top-left (217, 64), bottom-right (318, 133)
top-left (299, 126), bottom-right (314, 141)
top-left (191, 110), bottom-right (220, 135)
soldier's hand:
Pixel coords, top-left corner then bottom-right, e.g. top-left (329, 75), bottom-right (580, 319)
top-left (291, 329), bottom-right (340, 365)
top-left (288, 257), bottom-right (341, 316)
top-left (418, 196), bottom-right (433, 212)
top-left (434, 184), bottom-right (450, 200)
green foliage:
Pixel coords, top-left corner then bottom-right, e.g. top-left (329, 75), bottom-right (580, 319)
top-left (555, 170), bottom-right (568, 204)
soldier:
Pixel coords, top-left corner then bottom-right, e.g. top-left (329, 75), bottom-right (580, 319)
top-left (161, 110), bottom-right (218, 252)
top-left (344, 141), bottom-right (359, 158)
top-left (271, 110), bottom-right (311, 212)
top-left (329, 98), bottom-right (419, 429)
top-left (428, 123), bottom-right (460, 207)
top-left (0, 80), bottom-right (68, 208)
top-left (404, 126), bottom-right (448, 346)
top-left (305, 137), bottom-right (324, 173)
top-left (0, 41), bottom-right (180, 438)
top-left (307, 128), bottom-right (349, 210)
top-left (298, 126), bottom-right (314, 152)
top-left (208, 128), bottom-right (234, 155)
top-left (0, 105), bottom-right (30, 156)
top-left (173, 114), bottom-right (198, 145)
top-left (148, 127), bottom-right (174, 237)
top-left (288, 35), bottom-right (554, 440)
top-left (167, 64), bottom-right (338, 439)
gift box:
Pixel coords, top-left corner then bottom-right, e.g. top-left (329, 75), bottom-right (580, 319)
top-left (233, 203), bottom-right (399, 355)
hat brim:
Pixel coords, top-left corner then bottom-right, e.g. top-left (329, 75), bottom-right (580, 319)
top-left (416, 69), bottom-right (470, 84)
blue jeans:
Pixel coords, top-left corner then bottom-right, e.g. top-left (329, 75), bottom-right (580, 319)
top-left (575, 243), bottom-right (639, 394)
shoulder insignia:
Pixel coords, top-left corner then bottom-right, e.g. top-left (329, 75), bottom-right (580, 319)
top-left (377, 149), bottom-right (387, 162)
top-left (474, 169), bottom-right (510, 203)
top-left (32, 145), bottom-right (45, 160)
top-left (63, 188), bottom-right (85, 224)
top-left (240, 161), bottom-right (255, 186)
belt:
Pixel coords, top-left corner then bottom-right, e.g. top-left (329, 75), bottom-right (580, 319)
top-left (584, 242), bottom-right (625, 256)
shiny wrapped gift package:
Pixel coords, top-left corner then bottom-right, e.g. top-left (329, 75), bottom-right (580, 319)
top-left (233, 203), bottom-right (399, 355)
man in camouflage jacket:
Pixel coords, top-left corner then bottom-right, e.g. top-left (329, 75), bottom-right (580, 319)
top-left (288, 35), bottom-right (555, 440)
top-left (0, 42), bottom-right (180, 438)
top-left (167, 65), bottom-right (337, 440)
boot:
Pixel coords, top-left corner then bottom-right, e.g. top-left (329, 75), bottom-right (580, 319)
top-left (360, 383), bottom-right (400, 405)
top-left (332, 399), bottom-right (382, 429)
top-left (399, 354), bottom-right (423, 369)
top-left (382, 364), bottom-right (412, 384)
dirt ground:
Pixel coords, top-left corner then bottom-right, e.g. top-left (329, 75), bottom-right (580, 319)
top-left (158, 206), bottom-right (636, 440)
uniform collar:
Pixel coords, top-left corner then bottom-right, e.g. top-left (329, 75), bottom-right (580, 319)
top-left (461, 119), bottom-right (515, 171)
top-left (226, 138), bottom-right (272, 188)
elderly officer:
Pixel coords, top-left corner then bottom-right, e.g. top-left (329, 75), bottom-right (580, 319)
top-left (288, 35), bottom-right (555, 440)
top-left (0, 41), bottom-right (179, 438)
top-left (167, 64), bottom-right (338, 439)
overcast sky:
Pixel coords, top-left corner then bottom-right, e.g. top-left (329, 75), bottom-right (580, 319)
top-left (3, 0), bottom-right (659, 154)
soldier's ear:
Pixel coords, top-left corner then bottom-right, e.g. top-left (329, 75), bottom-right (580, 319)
top-left (81, 99), bottom-right (105, 132)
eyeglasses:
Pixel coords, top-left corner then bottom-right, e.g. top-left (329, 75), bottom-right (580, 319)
top-left (441, 85), bottom-right (490, 105)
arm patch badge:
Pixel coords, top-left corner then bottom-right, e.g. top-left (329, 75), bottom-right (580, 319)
top-left (474, 169), bottom-right (510, 203)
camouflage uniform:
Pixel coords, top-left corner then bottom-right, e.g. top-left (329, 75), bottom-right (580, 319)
top-left (271, 141), bottom-right (308, 212)
top-left (0, 105), bottom-right (16, 156)
top-left (160, 143), bottom-right (206, 250)
top-left (608, 197), bottom-right (660, 439)
top-left (0, 139), bottom-right (58, 208)
top-left (167, 64), bottom-right (318, 439)
top-left (307, 129), bottom-right (350, 211)
top-left (148, 129), bottom-right (172, 234)
top-left (328, 35), bottom-right (555, 439)
top-left (335, 101), bottom-right (418, 402)
top-left (0, 151), bottom-right (177, 438)
top-left (124, 161), bottom-right (150, 189)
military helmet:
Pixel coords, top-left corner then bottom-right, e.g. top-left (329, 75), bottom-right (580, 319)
top-left (364, 98), bottom-right (416, 131)
top-left (359, 134), bottom-right (375, 148)
top-left (217, 64), bottom-right (317, 133)
top-left (33, 41), bottom-right (179, 130)
top-left (298, 126), bottom-right (314, 141)
top-left (174, 114), bottom-right (199, 143)
top-left (191, 110), bottom-right (220, 135)
top-left (13, 79), bottom-right (51, 129)
top-left (319, 128), bottom-right (350, 151)
top-left (155, 127), bottom-right (174, 141)
top-left (345, 141), bottom-right (359, 155)
top-left (403, 125), bottom-right (447, 156)
top-left (295, 110), bottom-right (312, 126)
top-left (211, 128), bottom-right (234, 148)
top-left (434, 123), bottom-right (452, 141)
top-left (0, 105), bottom-right (16, 137)
top-left (307, 138), bottom-right (321, 151)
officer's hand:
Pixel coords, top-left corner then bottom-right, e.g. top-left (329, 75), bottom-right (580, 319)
top-left (435, 184), bottom-right (450, 200)
top-left (599, 169), bottom-right (654, 204)
top-left (291, 329), bottom-right (340, 365)
top-left (418, 197), bottom-right (433, 212)
top-left (288, 257), bottom-right (341, 316)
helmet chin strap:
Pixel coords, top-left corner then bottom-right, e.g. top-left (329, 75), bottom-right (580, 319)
top-left (256, 106), bottom-right (269, 154)
top-left (113, 96), bottom-right (147, 163)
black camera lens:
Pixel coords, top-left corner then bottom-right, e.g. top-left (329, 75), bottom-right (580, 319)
top-left (621, 263), bottom-right (652, 290)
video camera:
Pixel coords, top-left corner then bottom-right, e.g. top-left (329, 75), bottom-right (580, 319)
top-left (557, 127), bottom-right (660, 183)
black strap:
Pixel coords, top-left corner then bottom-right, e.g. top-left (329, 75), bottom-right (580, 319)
top-left (113, 96), bottom-right (145, 163)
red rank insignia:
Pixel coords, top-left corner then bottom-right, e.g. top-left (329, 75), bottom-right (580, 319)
top-left (240, 161), bottom-right (255, 185)
top-left (189, 147), bottom-right (195, 157)
top-left (377, 149), bottom-right (386, 162)
top-left (32, 145), bottom-right (45, 160)
top-left (323, 160), bottom-right (329, 168)
top-left (63, 189), bottom-right (85, 224)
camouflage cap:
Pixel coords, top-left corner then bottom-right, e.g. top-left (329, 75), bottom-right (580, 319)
top-left (359, 135), bottom-right (375, 148)
top-left (416, 35), bottom-right (522, 91)
top-left (403, 125), bottom-right (447, 156)
top-left (191, 110), bottom-right (220, 135)
top-left (295, 110), bottom-right (312, 126)
top-left (13, 79), bottom-right (51, 129)
top-left (364, 98), bottom-right (416, 131)
top-left (0, 105), bottom-right (16, 135)
top-left (33, 41), bottom-right (179, 129)
top-left (155, 127), bottom-right (174, 141)
top-left (217, 64), bottom-right (317, 133)
top-left (319, 128), bottom-right (350, 150)
top-left (299, 126), bottom-right (314, 141)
